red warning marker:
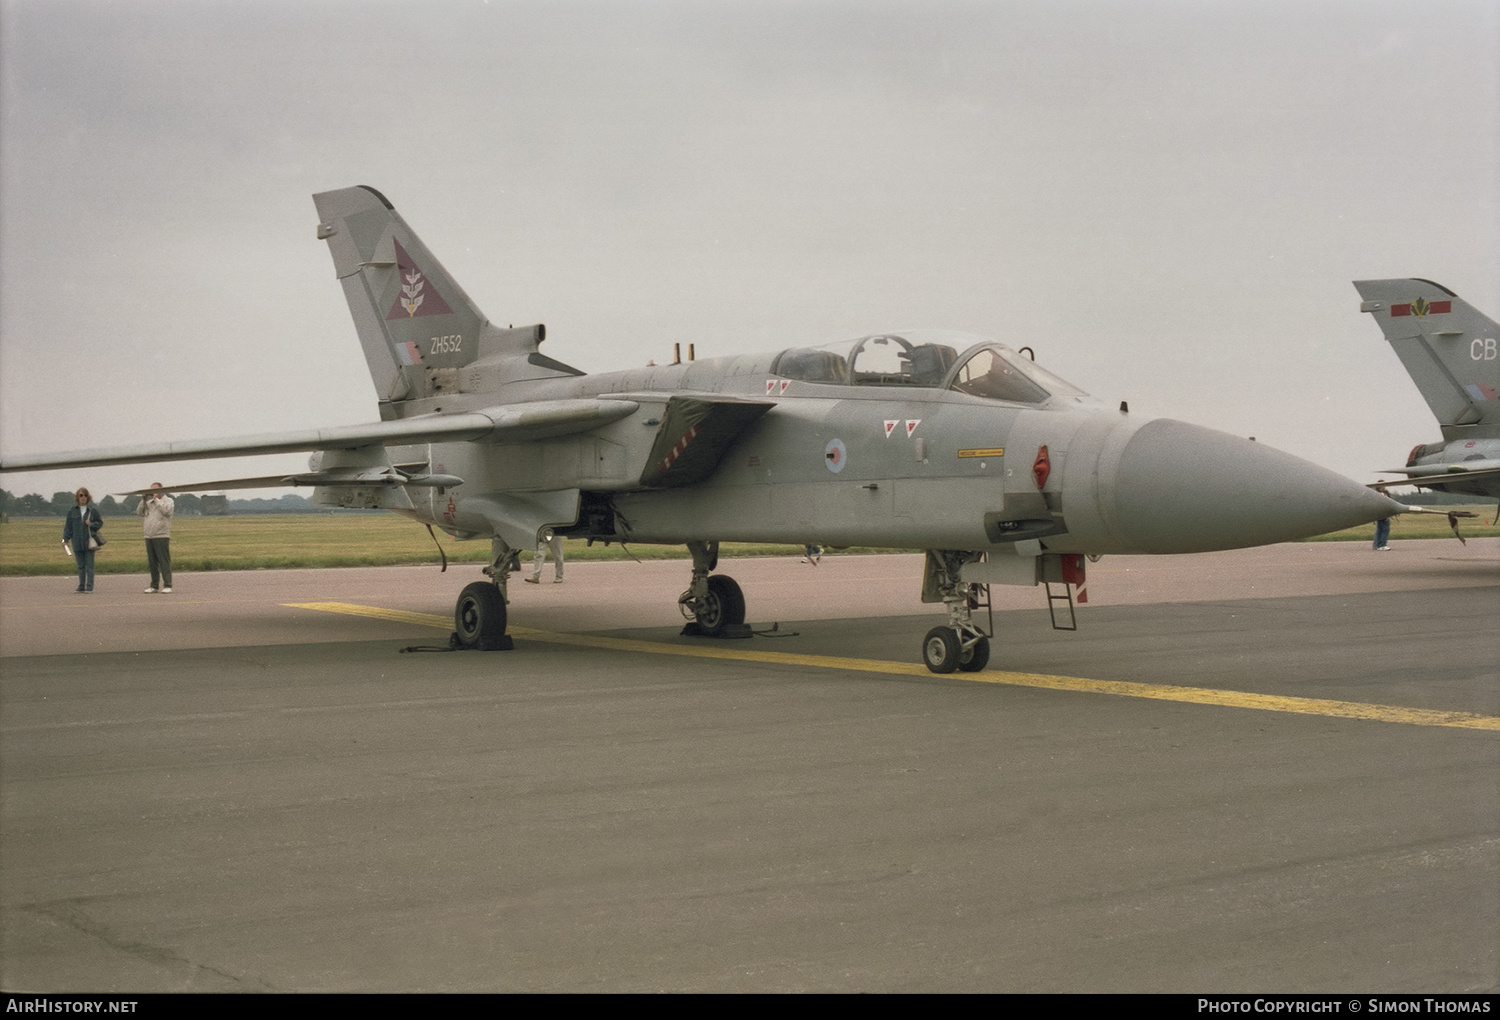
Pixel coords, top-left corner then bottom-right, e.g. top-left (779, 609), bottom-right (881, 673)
top-left (1032, 445), bottom-right (1051, 489)
top-left (1061, 553), bottom-right (1087, 604)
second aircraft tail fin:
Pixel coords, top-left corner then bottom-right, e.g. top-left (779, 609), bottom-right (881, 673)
top-left (1354, 278), bottom-right (1499, 431)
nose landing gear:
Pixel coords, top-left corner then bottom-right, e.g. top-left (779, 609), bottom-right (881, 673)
top-left (922, 626), bottom-right (991, 674)
top-left (921, 550), bottom-right (993, 674)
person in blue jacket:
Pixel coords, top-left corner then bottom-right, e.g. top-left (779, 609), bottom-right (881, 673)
top-left (62, 487), bottom-right (103, 593)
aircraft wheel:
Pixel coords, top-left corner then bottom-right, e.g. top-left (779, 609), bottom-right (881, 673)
top-left (957, 635), bottom-right (991, 673)
top-left (455, 581), bottom-right (510, 650)
top-left (695, 575), bottom-right (746, 637)
top-left (922, 626), bottom-right (961, 674)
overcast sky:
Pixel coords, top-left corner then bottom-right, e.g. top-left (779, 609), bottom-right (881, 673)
top-left (2, 0), bottom-right (1496, 502)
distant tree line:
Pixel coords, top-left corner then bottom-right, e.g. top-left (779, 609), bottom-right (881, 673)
top-left (0, 489), bottom-right (322, 518)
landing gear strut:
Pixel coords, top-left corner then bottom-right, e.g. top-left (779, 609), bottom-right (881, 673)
top-left (453, 537), bottom-right (516, 650)
top-left (679, 540), bottom-right (750, 638)
top-left (921, 550), bottom-right (992, 674)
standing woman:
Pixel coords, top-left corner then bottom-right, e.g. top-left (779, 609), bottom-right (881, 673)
top-left (63, 487), bottom-right (103, 593)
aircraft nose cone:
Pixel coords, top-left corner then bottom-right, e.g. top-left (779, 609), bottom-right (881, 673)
top-left (1110, 419), bottom-right (1402, 553)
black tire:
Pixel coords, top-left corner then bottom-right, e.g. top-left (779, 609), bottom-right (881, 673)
top-left (455, 581), bottom-right (508, 650)
top-left (957, 635), bottom-right (990, 673)
top-left (923, 626), bottom-right (961, 674)
top-left (695, 575), bottom-right (746, 637)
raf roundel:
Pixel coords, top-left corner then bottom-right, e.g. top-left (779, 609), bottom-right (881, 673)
top-left (824, 438), bottom-right (847, 473)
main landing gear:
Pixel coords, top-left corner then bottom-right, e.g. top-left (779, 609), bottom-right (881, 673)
top-left (449, 536), bottom-right (750, 650)
top-left (451, 537), bottom-right (515, 650)
top-left (678, 540), bottom-right (750, 638)
top-left (920, 550), bottom-right (992, 674)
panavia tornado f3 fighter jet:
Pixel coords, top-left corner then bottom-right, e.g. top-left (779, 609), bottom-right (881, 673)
top-left (2, 186), bottom-right (1402, 671)
top-left (1355, 278), bottom-right (1500, 502)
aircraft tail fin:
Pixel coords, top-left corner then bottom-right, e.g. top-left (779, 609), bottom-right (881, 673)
top-left (1354, 278), bottom-right (1499, 431)
top-left (313, 186), bottom-right (575, 415)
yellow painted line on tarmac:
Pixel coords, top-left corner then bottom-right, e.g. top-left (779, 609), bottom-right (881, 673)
top-left (286, 602), bottom-right (453, 629)
top-left (284, 601), bottom-right (1500, 732)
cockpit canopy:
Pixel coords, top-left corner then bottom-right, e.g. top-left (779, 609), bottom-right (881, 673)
top-left (770, 330), bottom-right (1090, 405)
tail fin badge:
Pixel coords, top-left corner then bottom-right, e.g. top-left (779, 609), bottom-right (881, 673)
top-left (386, 240), bottom-right (455, 320)
top-left (1391, 297), bottom-right (1452, 318)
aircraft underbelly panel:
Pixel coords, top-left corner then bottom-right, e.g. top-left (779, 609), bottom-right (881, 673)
top-left (614, 479), bottom-right (997, 548)
top-left (543, 440), bottom-right (582, 490)
top-left (610, 485), bottom-right (772, 542)
top-left (585, 437), bottom-right (629, 485)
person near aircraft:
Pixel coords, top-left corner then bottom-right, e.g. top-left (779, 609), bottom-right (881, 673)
top-left (137, 482), bottom-right (174, 593)
top-left (1373, 517), bottom-right (1391, 551)
top-left (801, 544), bottom-right (823, 565)
top-left (525, 532), bottom-right (564, 584)
top-left (62, 487), bottom-right (103, 593)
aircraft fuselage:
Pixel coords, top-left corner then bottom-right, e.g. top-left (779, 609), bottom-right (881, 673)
top-left (1399, 437), bottom-right (1500, 499)
top-left (367, 347), bottom-right (1397, 559)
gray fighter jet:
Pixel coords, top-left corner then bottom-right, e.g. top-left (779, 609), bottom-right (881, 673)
top-left (0, 186), bottom-right (1401, 671)
top-left (1354, 279), bottom-right (1500, 501)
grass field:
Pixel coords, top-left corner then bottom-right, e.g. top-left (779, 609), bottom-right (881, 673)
top-left (0, 514), bottom-right (872, 576)
top-left (1, 506), bottom-right (1494, 576)
top-left (1298, 504), bottom-right (1498, 543)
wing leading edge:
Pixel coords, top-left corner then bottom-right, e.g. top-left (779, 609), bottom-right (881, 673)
top-left (0, 398), bottom-right (640, 474)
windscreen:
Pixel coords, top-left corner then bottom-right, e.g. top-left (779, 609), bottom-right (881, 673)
top-left (948, 345), bottom-right (1089, 404)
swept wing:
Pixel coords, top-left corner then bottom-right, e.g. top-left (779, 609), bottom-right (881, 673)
top-left (1370, 465), bottom-right (1500, 491)
top-left (0, 398), bottom-right (638, 474)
